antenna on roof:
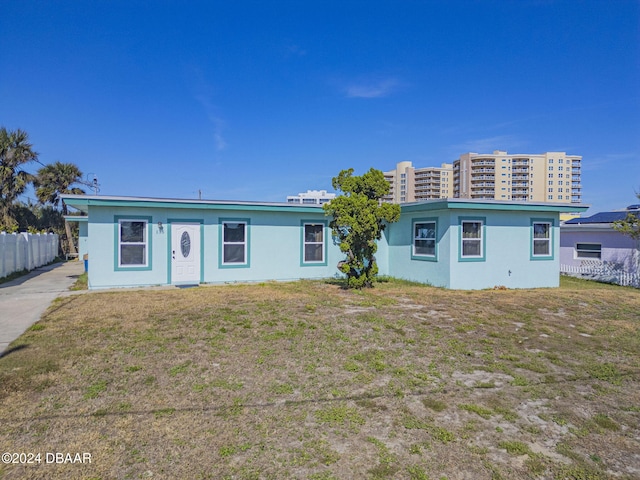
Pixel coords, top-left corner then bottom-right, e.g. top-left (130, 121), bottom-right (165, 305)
top-left (84, 174), bottom-right (100, 195)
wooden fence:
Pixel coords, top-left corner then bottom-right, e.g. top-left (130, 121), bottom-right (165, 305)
top-left (0, 232), bottom-right (59, 279)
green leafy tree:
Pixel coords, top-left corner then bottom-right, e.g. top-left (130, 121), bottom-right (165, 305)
top-left (0, 127), bottom-right (38, 229)
top-left (323, 168), bottom-right (400, 288)
top-left (612, 193), bottom-right (640, 240)
top-left (34, 161), bottom-right (85, 254)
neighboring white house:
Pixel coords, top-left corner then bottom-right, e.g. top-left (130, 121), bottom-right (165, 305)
top-left (560, 204), bottom-right (640, 286)
top-left (286, 190), bottom-right (336, 205)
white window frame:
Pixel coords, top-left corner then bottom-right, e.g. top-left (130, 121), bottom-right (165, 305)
top-left (575, 243), bottom-right (602, 260)
top-left (117, 218), bottom-right (149, 268)
top-left (460, 219), bottom-right (484, 260)
top-left (221, 220), bottom-right (248, 266)
top-left (531, 221), bottom-right (552, 258)
top-left (302, 222), bottom-right (325, 264)
top-left (412, 219), bottom-right (437, 260)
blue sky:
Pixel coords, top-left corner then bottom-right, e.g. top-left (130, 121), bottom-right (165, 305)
top-left (1, 0), bottom-right (638, 214)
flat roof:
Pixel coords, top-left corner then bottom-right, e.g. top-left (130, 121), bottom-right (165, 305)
top-left (400, 197), bottom-right (589, 213)
top-left (61, 194), bottom-right (325, 214)
top-left (61, 194), bottom-right (589, 215)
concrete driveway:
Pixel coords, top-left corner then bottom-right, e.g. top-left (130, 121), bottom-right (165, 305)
top-left (0, 261), bottom-right (84, 356)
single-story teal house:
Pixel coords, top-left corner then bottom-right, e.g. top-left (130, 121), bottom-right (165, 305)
top-left (61, 194), bottom-right (587, 290)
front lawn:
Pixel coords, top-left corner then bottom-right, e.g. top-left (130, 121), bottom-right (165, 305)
top-left (1, 278), bottom-right (638, 479)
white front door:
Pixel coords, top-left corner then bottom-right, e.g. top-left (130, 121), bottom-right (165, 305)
top-left (171, 222), bottom-right (201, 284)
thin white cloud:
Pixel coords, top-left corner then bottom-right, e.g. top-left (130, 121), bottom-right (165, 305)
top-left (194, 94), bottom-right (227, 152)
top-left (211, 116), bottom-right (227, 151)
top-left (188, 67), bottom-right (228, 152)
top-left (450, 135), bottom-right (528, 155)
top-left (284, 43), bottom-right (307, 57)
top-left (581, 152), bottom-right (637, 171)
top-left (343, 77), bottom-right (401, 99)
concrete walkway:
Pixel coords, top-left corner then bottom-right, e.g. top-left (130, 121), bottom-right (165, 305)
top-left (0, 261), bottom-right (84, 356)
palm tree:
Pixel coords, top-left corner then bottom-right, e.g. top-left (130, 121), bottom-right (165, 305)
top-left (0, 127), bottom-right (38, 229)
top-left (34, 161), bottom-right (85, 254)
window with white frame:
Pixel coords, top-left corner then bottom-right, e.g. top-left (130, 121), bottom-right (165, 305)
top-left (576, 243), bottom-right (601, 259)
top-left (413, 221), bottom-right (436, 258)
top-left (118, 219), bottom-right (148, 266)
top-left (461, 220), bottom-right (483, 258)
top-left (532, 221), bottom-right (551, 257)
top-left (303, 223), bottom-right (324, 263)
top-left (222, 221), bottom-right (247, 264)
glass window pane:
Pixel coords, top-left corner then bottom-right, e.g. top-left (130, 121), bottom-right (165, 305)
top-left (415, 223), bottom-right (435, 239)
top-left (121, 245), bottom-right (145, 265)
top-left (180, 231), bottom-right (191, 258)
top-left (576, 244), bottom-right (601, 259)
top-left (533, 240), bottom-right (549, 255)
top-left (576, 243), bottom-right (601, 252)
top-left (305, 244), bottom-right (323, 262)
top-left (224, 244), bottom-right (245, 263)
top-left (533, 223), bottom-right (549, 239)
top-left (415, 239), bottom-right (435, 256)
top-left (121, 221), bottom-right (145, 242)
top-left (224, 223), bottom-right (245, 242)
top-left (577, 250), bottom-right (601, 259)
top-left (305, 224), bottom-right (323, 243)
top-left (462, 240), bottom-right (481, 256)
top-left (463, 222), bottom-right (481, 238)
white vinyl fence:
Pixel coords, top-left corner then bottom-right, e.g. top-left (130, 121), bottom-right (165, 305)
top-left (0, 232), bottom-right (59, 279)
top-left (560, 262), bottom-right (640, 289)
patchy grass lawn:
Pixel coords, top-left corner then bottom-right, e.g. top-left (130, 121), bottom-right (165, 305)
top-left (0, 277), bottom-right (639, 479)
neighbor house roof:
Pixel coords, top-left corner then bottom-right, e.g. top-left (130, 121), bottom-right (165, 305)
top-left (564, 205), bottom-right (640, 225)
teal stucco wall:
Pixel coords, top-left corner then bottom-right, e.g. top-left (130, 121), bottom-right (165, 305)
top-left (385, 206), bottom-right (560, 289)
top-left (86, 205), bottom-right (342, 290)
top-left (65, 195), bottom-right (585, 290)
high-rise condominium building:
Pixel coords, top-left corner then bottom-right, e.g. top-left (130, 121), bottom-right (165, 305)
top-left (382, 161), bottom-right (454, 203)
top-left (453, 151), bottom-right (582, 204)
top-left (383, 151), bottom-right (582, 204)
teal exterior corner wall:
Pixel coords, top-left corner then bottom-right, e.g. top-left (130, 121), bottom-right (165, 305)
top-left (385, 203), bottom-right (566, 289)
top-left (386, 210), bottom-right (452, 288)
top-left (78, 219), bottom-right (88, 261)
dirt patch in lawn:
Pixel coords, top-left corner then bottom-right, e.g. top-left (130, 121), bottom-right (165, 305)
top-left (0, 278), bottom-right (639, 479)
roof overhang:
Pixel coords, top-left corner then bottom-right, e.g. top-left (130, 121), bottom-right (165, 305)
top-left (60, 194), bottom-right (326, 214)
top-left (400, 198), bottom-right (590, 214)
top-left (63, 215), bottom-right (88, 223)
top-left (560, 224), bottom-right (616, 232)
